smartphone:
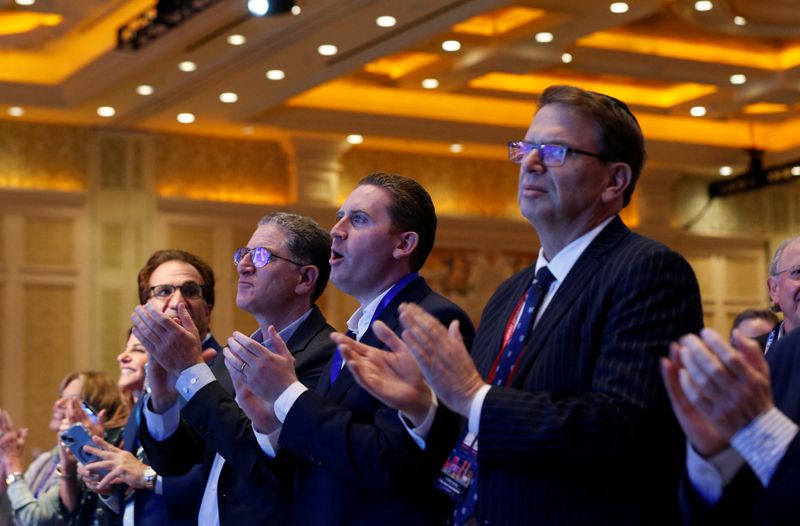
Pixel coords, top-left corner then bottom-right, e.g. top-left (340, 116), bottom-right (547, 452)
top-left (80, 401), bottom-right (99, 424)
top-left (60, 423), bottom-right (106, 473)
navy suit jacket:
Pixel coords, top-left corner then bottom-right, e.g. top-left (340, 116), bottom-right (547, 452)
top-left (467, 216), bottom-right (703, 525)
top-left (680, 325), bottom-right (800, 525)
top-left (277, 276), bottom-right (475, 526)
top-left (140, 306), bottom-right (336, 525)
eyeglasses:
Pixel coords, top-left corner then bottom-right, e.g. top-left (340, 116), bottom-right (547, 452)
top-left (148, 282), bottom-right (204, 301)
top-left (233, 246), bottom-right (303, 268)
top-left (774, 265), bottom-right (800, 280)
top-left (508, 140), bottom-right (615, 166)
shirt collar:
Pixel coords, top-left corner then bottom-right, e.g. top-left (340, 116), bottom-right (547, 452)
top-left (347, 284), bottom-right (395, 341)
top-left (251, 308), bottom-right (314, 349)
top-left (535, 215), bottom-right (615, 282)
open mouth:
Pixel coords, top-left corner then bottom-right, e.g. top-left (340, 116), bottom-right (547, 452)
top-left (330, 250), bottom-right (344, 262)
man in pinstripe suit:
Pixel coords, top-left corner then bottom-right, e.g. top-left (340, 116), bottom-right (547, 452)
top-left (339, 85), bottom-right (704, 525)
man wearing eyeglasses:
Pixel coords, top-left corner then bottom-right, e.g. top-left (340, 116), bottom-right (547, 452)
top-left (761, 236), bottom-right (800, 352)
top-left (334, 86), bottom-right (704, 525)
top-left (132, 214), bottom-right (336, 525)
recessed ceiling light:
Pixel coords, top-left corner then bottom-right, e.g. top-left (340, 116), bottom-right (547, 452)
top-left (178, 61), bottom-right (197, 72)
top-left (689, 106), bottom-right (707, 117)
top-left (247, 0), bottom-right (268, 16)
top-left (535, 32), bottom-right (554, 43)
top-left (421, 78), bottom-right (439, 89)
top-left (449, 144), bottom-right (463, 153)
top-left (177, 113), bottom-right (195, 124)
top-left (14, 0), bottom-right (36, 5)
top-left (227, 34), bottom-right (246, 46)
top-left (346, 134), bottom-right (364, 145)
top-left (318, 44), bottom-right (338, 56)
top-left (291, 5), bottom-right (301, 15)
top-left (136, 84), bottom-right (154, 96)
top-left (729, 74), bottom-right (747, 85)
top-left (219, 92), bottom-right (238, 103)
top-left (242, 126), bottom-right (255, 135)
top-left (734, 16), bottom-right (747, 26)
top-left (441, 40), bottom-right (461, 52)
top-left (694, 1), bottom-right (713, 12)
top-left (266, 69), bottom-right (286, 80)
top-left (97, 106), bottom-right (116, 118)
top-left (609, 2), bottom-right (629, 14)
top-left (719, 166), bottom-right (733, 176)
top-left (376, 15), bottom-right (396, 28)
top-left (792, 166), bottom-right (800, 176)
top-left (8, 106), bottom-right (24, 117)
top-left (561, 52), bottom-right (573, 63)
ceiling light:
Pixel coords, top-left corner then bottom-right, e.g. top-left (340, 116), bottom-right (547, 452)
top-left (534, 32), bottom-right (554, 43)
top-left (243, 126), bottom-right (255, 135)
top-left (177, 113), bottom-right (195, 124)
top-left (8, 107), bottom-right (24, 117)
top-left (376, 16), bottom-right (396, 28)
top-left (719, 166), bottom-right (733, 176)
top-left (178, 61), bottom-right (197, 72)
top-left (729, 74), bottom-right (747, 85)
top-left (14, 0), bottom-right (36, 5)
top-left (561, 53), bottom-right (573, 63)
top-left (318, 44), bottom-right (338, 56)
top-left (291, 5), bottom-right (301, 15)
top-left (247, 0), bottom-right (268, 16)
top-left (791, 166), bottom-right (800, 176)
top-left (97, 106), bottom-right (116, 118)
top-left (734, 16), bottom-right (747, 26)
top-left (266, 69), bottom-right (286, 80)
top-left (449, 144), bottom-right (463, 153)
top-left (247, 0), bottom-right (298, 16)
top-left (219, 92), bottom-right (238, 103)
top-left (689, 106), bottom-right (707, 117)
top-left (136, 84), bottom-right (154, 96)
top-left (227, 34), bottom-right (246, 46)
top-left (441, 40), bottom-right (461, 52)
top-left (609, 3), bottom-right (629, 14)
top-left (421, 78), bottom-right (439, 89)
top-left (694, 1), bottom-right (713, 12)
top-left (346, 134), bottom-right (364, 145)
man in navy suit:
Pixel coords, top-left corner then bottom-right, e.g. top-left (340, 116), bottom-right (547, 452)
top-left (225, 173), bottom-right (474, 525)
top-left (132, 213), bottom-right (336, 525)
top-left (339, 86), bottom-right (704, 525)
top-left (665, 325), bottom-right (800, 525)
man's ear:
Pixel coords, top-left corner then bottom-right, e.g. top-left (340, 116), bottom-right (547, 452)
top-left (295, 265), bottom-right (319, 296)
top-left (392, 232), bottom-right (419, 260)
top-left (601, 162), bottom-right (632, 205)
top-left (767, 276), bottom-right (780, 311)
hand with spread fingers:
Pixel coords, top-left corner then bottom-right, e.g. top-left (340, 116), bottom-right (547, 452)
top-left (80, 435), bottom-right (149, 493)
top-left (661, 341), bottom-right (728, 457)
top-left (333, 320), bottom-right (432, 426)
top-left (223, 349), bottom-right (281, 434)
top-left (131, 302), bottom-right (207, 375)
top-left (224, 327), bottom-right (297, 403)
top-left (398, 302), bottom-right (485, 417)
top-left (0, 426), bottom-right (27, 476)
top-left (674, 328), bottom-right (773, 441)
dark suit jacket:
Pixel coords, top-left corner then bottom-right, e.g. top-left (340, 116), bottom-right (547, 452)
top-left (680, 325), bottom-right (800, 526)
top-left (277, 276), bottom-right (474, 526)
top-left (468, 216), bottom-right (703, 525)
top-left (141, 306), bottom-right (336, 525)
top-left (113, 334), bottom-right (224, 526)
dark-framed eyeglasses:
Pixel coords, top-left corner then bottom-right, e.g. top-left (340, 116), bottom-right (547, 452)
top-left (149, 282), bottom-right (204, 301)
top-left (774, 265), bottom-right (800, 280)
top-left (508, 140), bottom-right (615, 166)
top-left (233, 246), bottom-right (303, 268)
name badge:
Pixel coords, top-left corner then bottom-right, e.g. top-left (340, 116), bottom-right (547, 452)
top-left (435, 433), bottom-right (478, 499)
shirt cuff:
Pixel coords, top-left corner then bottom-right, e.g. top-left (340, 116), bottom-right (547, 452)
top-left (175, 363), bottom-right (215, 401)
top-left (730, 406), bottom-right (799, 486)
top-left (468, 384), bottom-right (492, 436)
top-left (274, 381), bottom-right (308, 423)
top-left (686, 442), bottom-right (745, 504)
top-left (253, 425), bottom-right (283, 458)
top-left (154, 475), bottom-right (163, 495)
top-left (143, 395), bottom-right (181, 441)
top-left (399, 390), bottom-right (438, 450)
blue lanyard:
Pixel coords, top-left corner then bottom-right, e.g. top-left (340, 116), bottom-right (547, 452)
top-left (367, 273), bottom-right (419, 329)
top-left (765, 321), bottom-right (783, 353)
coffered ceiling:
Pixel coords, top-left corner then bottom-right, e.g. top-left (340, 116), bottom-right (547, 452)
top-left (3, 0), bottom-right (800, 179)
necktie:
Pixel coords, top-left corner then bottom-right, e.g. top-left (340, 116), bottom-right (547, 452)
top-left (452, 266), bottom-right (555, 526)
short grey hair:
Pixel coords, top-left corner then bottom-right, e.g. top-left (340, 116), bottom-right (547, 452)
top-left (768, 235), bottom-right (800, 312)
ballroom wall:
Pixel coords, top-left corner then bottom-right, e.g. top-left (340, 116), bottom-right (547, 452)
top-left (0, 120), bottom-right (782, 459)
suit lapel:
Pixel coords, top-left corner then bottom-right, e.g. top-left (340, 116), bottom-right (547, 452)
top-left (510, 217), bottom-right (629, 386)
top-left (324, 277), bottom-right (432, 401)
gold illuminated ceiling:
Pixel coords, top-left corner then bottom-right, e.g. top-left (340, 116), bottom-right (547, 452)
top-left (2, 0), bottom-right (800, 177)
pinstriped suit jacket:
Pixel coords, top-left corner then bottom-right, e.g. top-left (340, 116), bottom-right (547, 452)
top-left (472, 216), bottom-right (703, 525)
